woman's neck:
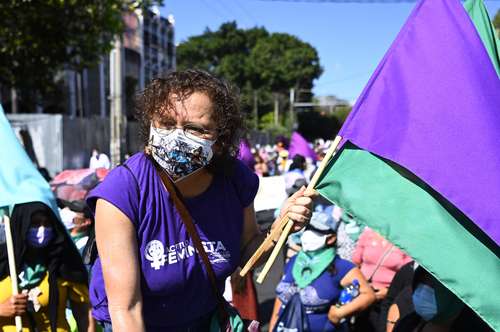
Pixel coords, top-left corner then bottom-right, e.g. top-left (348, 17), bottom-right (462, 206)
top-left (174, 168), bottom-right (214, 199)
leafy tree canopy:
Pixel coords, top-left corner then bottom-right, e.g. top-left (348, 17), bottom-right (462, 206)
top-left (0, 0), bottom-right (160, 100)
top-left (177, 22), bottom-right (322, 116)
top-left (494, 10), bottom-right (500, 35)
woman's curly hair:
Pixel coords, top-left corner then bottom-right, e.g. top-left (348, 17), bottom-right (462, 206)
top-left (135, 69), bottom-right (244, 173)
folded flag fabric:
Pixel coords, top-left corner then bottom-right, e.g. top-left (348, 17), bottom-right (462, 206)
top-left (238, 139), bottom-right (255, 169)
top-left (0, 104), bottom-right (58, 216)
top-left (288, 132), bottom-right (317, 161)
top-left (314, 0), bottom-right (500, 329)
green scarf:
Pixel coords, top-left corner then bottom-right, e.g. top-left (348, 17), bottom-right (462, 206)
top-left (19, 264), bottom-right (47, 289)
top-left (292, 247), bottom-right (336, 288)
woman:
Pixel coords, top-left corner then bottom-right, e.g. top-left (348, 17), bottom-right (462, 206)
top-left (284, 154), bottom-right (308, 197)
top-left (0, 202), bottom-right (91, 331)
top-left (269, 207), bottom-right (376, 332)
top-left (388, 267), bottom-right (491, 332)
top-left (253, 154), bottom-right (269, 177)
top-left (87, 69), bottom-right (314, 331)
top-left (352, 227), bottom-right (412, 332)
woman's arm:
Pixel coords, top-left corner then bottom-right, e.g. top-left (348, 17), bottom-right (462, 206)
top-left (327, 267), bottom-right (376, 325)
top-left (386, 303), bottom-right (400, 332)
top-left (95, 199), bottom-right (145, 332)
top-left (268, 297), bottom-right (282, 332)
top-left (239, 204), bottom-right (276, 268)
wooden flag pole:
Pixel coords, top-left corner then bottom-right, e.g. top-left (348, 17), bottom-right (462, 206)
top-left (241, 135), bottom-right (343, 281)
top-left (4, 214), bottom-right (23, 331)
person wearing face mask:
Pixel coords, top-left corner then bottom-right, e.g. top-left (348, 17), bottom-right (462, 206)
top-left (0, 202), bottom-right (91, 331)
top-left (269, 206), bottom-right (376, 332)
top-left (386, 267), bottom-right (492, 332)
top-left (86, 69), bottom-right (315, 332)
top-left (352, 227), bottom-right (413, 332)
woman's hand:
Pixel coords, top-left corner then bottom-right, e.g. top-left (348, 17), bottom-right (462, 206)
top-left (0, 294), bottom-right (28, 317)
top-left (327, 306), bottom-right (342, 325)
top-left (374, 287), bottom-right (389, 301)
top-left (277, 186), bottom-right (316, 232)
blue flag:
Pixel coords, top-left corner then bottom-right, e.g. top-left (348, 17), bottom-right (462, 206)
top-left (0, 104), bottom-right (58, 217)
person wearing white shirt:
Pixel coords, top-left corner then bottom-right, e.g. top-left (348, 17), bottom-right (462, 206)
top-left (89, 148), bottom-right (110, 169)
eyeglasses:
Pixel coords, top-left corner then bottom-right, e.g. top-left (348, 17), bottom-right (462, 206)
top-left (156, 124), bottom-right (218, 140)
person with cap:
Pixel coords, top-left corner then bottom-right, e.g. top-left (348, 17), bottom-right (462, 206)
top-left (269, 206), bottom-right (376, 332)
top-left (59, 200), bottom-right (93, 256)
top-left (284, 154), bottom-right (308, 197)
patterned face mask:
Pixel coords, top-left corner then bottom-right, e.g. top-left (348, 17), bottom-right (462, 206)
top-left (149, 125), bottom-right (215, 182)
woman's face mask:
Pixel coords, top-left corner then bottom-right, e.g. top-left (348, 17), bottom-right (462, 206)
top-left (413, 284), bottom-right (438, 321)
top-left (300, 230), bottom-right (327, 252)
top-left (27, 226), bottom-right (54, 248)
top-left (149, 125), bottom-right (215, 182)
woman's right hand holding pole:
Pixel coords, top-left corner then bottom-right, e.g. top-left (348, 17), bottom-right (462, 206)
top-left (0, 294), bottom-right (28, 317)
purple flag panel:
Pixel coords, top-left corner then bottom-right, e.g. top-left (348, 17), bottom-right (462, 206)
top-left (340, 0), bottom-right (500, 244)
top-left (238, 139), bottom-right (255, 169)
top-left (288, 132), bottom-right (317, 161)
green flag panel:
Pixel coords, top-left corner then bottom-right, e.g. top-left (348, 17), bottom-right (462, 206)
top-left (316, 145), bottom-right (500, 331)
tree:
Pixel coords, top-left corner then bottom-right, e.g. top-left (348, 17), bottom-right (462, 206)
top-left (176, 22), bottom-right (322, 130)
top-left (249, 33), bottom-right (322, 94)
top-left (177, 22), bottom-right (269, 89)
top-left (296, 110), bottom-right (341, 141)
top-left (494, 10), bottom-right (500, 36)
top-left (0, 1), bottom-right (160, 107)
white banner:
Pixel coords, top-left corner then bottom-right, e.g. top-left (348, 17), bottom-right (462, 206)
top-left (254, 176), bottom-right (287, 212)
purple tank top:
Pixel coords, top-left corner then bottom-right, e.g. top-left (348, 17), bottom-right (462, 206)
top-left (86, 153), bottom-right (259, 330)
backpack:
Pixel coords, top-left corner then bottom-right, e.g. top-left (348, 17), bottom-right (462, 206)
top-left (273, 293), bottom-right (311, 332)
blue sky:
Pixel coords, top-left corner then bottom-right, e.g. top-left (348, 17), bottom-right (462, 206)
top-left (161, 1), bottom-right (500, 103)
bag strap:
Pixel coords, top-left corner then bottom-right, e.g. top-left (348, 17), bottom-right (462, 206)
top-left (367, 244), bottom-right (395, 283)
top-left (156, 167), bottom-right (228, 323)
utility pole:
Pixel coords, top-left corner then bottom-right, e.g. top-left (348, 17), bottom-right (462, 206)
top-left (109, 37), bottom-right (124, 167)
top-left (253, 90), bottom-right (258, 129)
top-left (273, 93), bottom-right (279, 126)
top-left (289, 88), bottom-right (295, 130)
top-left (10, 89), bottom-right (17, 114)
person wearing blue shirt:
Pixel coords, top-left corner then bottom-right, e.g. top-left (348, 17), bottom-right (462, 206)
top-left (270, 206), bottom-right (376, 331)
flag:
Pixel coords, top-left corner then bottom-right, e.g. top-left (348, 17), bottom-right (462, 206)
top-left (314, 0), bottom-right (500, 329)
top-left (0, 104), bottom-right (58, 216)
top-left (464, 0), bottom-right (500, 77)
top-left (238, 139), bottom-right (255, 169)
top-left (288, 132), bottom-right (316, 161)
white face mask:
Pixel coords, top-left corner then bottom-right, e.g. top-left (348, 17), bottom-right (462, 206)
top-left (300, 230), bottom-right (327, 252)
top-left (149, 125), bottom-right (215, 182)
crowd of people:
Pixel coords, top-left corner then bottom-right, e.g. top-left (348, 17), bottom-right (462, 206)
top-left (0, 69), bottom-right (491, 332)
top-left (243, 137), bottom-right (491, 332)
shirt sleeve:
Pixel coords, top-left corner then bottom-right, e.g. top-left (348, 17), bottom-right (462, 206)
top-left (352, 229), bottom-right (369, 265)
top-left (86, 165), bottom-right (140, 226)
top-left (335, 258), bottom-right (356, 279)
top-left (231, 159), bottom-right (260, 208)
top-left (62, 280), bottom-right (90, 304)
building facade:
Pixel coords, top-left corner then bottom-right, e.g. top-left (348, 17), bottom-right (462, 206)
top-left (1, 8), bottom-right (176, 119)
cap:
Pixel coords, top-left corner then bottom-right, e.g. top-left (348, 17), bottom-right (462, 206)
top-left (308, 205), bottom-right (339, 233)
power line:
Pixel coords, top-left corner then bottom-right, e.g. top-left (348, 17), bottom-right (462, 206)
top-left (233, 0), bottom-right (260, 26)
top-left (257, 0), bottom-right (500, 3)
